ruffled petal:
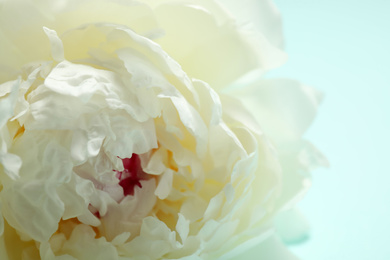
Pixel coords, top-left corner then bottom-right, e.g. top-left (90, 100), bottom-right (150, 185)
top-left (1, 181), bottom-right (65, 242)
top-left (0, 79), bottom-right (19, 128)
top-left (0, 79), bottom-right (22, 180)
top-left (49, 224), bottom-right (119, 260)
top-left (0, 2), bottom-right (322, 259)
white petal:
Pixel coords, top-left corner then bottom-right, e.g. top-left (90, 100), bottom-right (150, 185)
top-left (176, 213), bottom-right (190, 244)
top-left (199, 219), bottom-right (239, 257)
top-left (155, 168), bottom-right (174, 199)
top-left (217, 0), bottom-right (284, 48)
top-left (154, 3), bottom-right (278, 90)
top-left (0, 79), bottom-right (20, 128)
top-left (42, 142), bottom-right (73, 183)
top-left (1, 181), bottom-right (64, 242)
top-left (192, 79), bottom-right (222, 126)
top-left (0, 152), bottom-right (21, 180)
top-left (142, 148), bottom-right (167, 175)
top-left (0, 0), bottom-right (159, 73)
top-left (111, 232), bottom-right (131, 246)
top-left (203, 192), bottom-right (224, 221)
top-left (0, 88), bottom-right (23, 178)
top-left (228, 235), bottom-right (300, 260)
top-left (122, 216), bottom-right (177, 259)
top-left (40, 241), bottom-right (60, 260)
top-left (274, 208), bottom-right (310, 245)
top-left (230, 78), bottom-right (323, 144)
top-left (180, 196), bottom-right (208, 222)
top-left (43, 61), bottom-right (115, 104)
top-left (57, 175), bottom-right (91, 221)
top-left (43, 27), bottom-right (64, 62)
top-left (0, 79), bottom-right (14, 97)
top-left (11, 66), bottom-right (41, 124)
top-left (220, 94), bottom-right (262, 136)
top-left (57, 224), bottom-right (119, 260)
top-left (100, 179), bottom-right (157, 241)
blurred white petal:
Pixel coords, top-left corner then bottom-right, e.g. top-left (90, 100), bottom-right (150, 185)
top-left (229, 78), bottom-right (323, 144)
top-left (275, 208), bottom-right (310, 244)
top-left (217, 0), bottom-right (284, 47)
top-left (230, 234), bottom-right (300, 260)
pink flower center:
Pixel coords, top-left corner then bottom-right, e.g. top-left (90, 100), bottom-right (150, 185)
top-left (114, 154), bottom-right (145, 196)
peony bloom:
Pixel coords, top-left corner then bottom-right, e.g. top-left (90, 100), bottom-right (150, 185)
top-left (0, 0), bottom-right (327, 259)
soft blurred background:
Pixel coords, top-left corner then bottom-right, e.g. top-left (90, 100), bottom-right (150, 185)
top-left (268, 0), bottom-right (390, 259)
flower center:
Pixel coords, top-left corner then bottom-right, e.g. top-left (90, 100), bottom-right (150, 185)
top-left (115, 154), bottom-right (145, 196)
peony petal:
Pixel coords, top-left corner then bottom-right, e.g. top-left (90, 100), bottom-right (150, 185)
top-left (154, 2), bottom-right (285, 90)
top-left (0, 79), bottom-right (19, 128)
top-left (43, 27), bottom-right (64, 62)
top-left (50, 0), bottom-right (160, 37)
top-left (274, 208), bottom-right (310, 245)
top-left (42, 142), bottom-right (73, 183)
top-left (100, 179), bottom-right (156, 241)
top-left (0, 234), bottom-right (9, 260)
top-left (229, 234), bottom-right (300, 260)
top-left (1, 181), bottom-right (65, 242)
top-left (155, 168), bottom-right (174, 199)
top-left (40, 241), bottom-right (62, 260)
top-left (56, 224), bottom-right (119, 260)
top-left (43, 61), bottom-right (118, 104)
top-left (176, 213), bottom-right (190, 244)
top-left (0, 0), bottom-right (159, 75)
top-left (122, 216), bottom-right (178, 259)
top-left (57, 175), bottom-right (92, 221)
top-left (229, 78), bottom-right (323, 144)
top-left (0, 79), bottom-right (23, 180)
top-left (214, 226), bottom-right (273, 260)
top-left (0, 1), bottom-right (322, 258)
top-left (0, 28), bottom-right (22, 83)
top-left (11, 66), bottom-right (41, 124)
top-left (168, 255), bottom-right (203, 260)
top-left (276, 164), bottom-right (311, 212)
top-left (0, 201), bottom-right (3, 237)
top-left (111, 232), bottom-right (131, 246)
top-left (192, 79), bottom-right (223, 126)
top-left (199, 219), bottom-right (240, 257)
top-left (142, 148), bottom-right (167, 175)
top-left (217, 0), bottom-right (284, 48)
top-left (0, 0), bottom-right (54, 72)
top-left (0, 151), bottom-right (22, 181)
top-left (180, 196), bottom-right (208, 222)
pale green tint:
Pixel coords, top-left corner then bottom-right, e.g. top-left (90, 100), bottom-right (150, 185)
top-left (268, 0), bottom-right (390, 259)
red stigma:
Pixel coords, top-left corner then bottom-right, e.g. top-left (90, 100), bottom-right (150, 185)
top-left (115, 154), bottom-right (144, 196)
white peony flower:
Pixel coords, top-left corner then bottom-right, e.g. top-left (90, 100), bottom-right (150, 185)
top-left (0, 0), bottom-right (327, 259)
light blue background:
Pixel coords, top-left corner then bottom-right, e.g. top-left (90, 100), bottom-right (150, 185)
top-left (270, 0), bottom-right (390, 259)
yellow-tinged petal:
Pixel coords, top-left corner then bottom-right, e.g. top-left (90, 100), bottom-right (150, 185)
top-left (0, 202), bottom-right (3, 237)
top-left (218, 0), bottom-right (284, 48)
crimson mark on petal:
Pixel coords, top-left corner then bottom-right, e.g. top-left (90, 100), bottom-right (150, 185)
top-left (114, 154), bottom-right (145, 196)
